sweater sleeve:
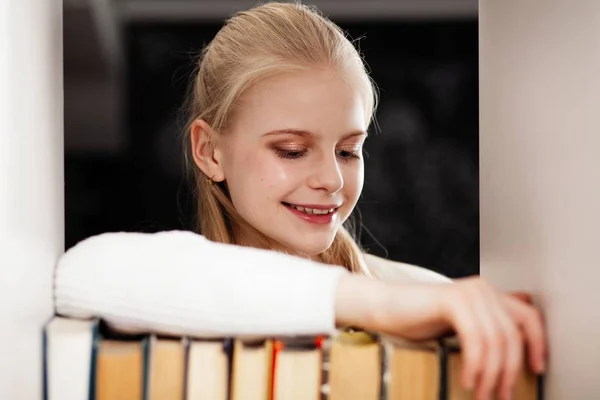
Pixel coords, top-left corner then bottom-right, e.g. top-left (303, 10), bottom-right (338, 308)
top-left (54, 230), bottom-right (349, 338)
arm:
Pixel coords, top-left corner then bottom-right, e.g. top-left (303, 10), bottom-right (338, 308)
top-left (54, 230), bottom-right (348, 338)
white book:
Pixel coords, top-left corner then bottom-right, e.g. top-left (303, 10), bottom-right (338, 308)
top-left (44, 316), bottom-right (99, 400)
top-left (186, 339), bottom-right (231, 400)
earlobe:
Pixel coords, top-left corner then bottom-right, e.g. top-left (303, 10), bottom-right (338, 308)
top-left (190, 119), bottom-right (224, 181)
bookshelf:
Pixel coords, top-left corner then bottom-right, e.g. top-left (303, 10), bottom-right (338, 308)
top-left (0, 1), bottom-right (63, 399)
top-left (2, 0), bottom-right (600, 398)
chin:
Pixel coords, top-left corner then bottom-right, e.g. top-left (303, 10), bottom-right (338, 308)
top-left (286, 235), bottom-right (336, 258)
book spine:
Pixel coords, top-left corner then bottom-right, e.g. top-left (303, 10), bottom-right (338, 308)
top-left (223, 338), bottom-right (233, 400)
top-left (438, 339), bottom-right (449, 400)
top-left (42, 326), bottom-right (48, 400)
top-left (89, 321), bottom-right (100, 400)
top-left (141, 336), bottom-right (150, 400)
top-left (182, 337), bottom-right (191, 400)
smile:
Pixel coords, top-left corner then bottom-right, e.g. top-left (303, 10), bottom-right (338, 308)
top-left (282, 202), bottom-right (340, 224)
top-left (286, 203), bottom-right (335, 215)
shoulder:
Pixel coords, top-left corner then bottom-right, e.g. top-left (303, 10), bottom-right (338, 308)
top-left (362, 253), bottom-right (453, 284)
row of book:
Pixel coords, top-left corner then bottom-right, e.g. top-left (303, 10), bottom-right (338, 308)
top-left (43, 316), bottom-right (541, 400)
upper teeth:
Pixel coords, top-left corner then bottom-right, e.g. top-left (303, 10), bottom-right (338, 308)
top-left (291, 205), bottom-right (335, 214)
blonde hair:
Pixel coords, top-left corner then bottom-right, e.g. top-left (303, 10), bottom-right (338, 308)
top-left (182, 1), bottom-right (377, 273)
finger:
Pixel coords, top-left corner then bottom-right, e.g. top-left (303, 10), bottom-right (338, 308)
top-left (447, 288), bottom-right (484, 392)
top-left (486, 297), bottom-right (522, 400)
top-left (503, 296), bottom-right (547, 374)
top-left (508, 291), bottom-right (532, 304)
top-left (497, 327), bottom-right (522, 400)
top-left (474, 285), bottom-right (523, 400)
top-left (468, 284), bottom-right (506, 400)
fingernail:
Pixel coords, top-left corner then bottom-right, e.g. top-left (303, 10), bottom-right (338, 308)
top-left (467, 377), bottom-right (475, 390)
top-left (464, 376), bottom-right (473, 390)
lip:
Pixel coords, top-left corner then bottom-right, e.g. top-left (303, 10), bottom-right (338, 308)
top-left (282, 202), bottom-right (340, 225)
top-left (284, 203), bottom-right (341, 210)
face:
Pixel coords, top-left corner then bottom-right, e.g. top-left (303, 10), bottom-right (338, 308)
top-left (217, 69), bottom-right (368, 257)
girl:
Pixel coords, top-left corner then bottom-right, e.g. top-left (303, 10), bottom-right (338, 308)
top-left (55, 3), bottom-right (546, 400)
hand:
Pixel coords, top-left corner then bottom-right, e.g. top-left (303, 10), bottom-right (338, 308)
top-left (437, 277), bottom-right (547, 400)
top-left (335, 275), bottom-right (547, 400)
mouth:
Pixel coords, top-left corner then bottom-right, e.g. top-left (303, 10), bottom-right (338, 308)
top-left (282, 202), bottom-right (338, 215)
top-left (282, 202), bottom-right (340, 224)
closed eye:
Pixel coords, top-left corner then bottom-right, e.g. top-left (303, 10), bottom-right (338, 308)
top-left (274, 149), bottom-right (307, 159)
top-left (273, 148), bottom-right (361, 160)
top-left (337, 149), bottom-right (361, 160)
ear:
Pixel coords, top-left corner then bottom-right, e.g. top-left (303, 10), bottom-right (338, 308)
top-left (190, 119), bottom-right (225, 182)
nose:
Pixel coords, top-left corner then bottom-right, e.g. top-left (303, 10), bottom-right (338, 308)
top-left (307, 152), bottom-right (344, 194)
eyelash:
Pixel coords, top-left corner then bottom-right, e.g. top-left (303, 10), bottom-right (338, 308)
top-left (274, 148), bottom-right (361, 160)
top-left (337, 149), bottom-right (361, 160)
top-left (275, 149), bottom-right (307, 159)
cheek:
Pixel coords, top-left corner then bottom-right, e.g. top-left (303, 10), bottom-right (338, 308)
top-left (342, 162), bottom-right (364, 203)
top-left (259, 161), bottom-right (292, 189)
top-left (232, 150), bottom-right (298, 200)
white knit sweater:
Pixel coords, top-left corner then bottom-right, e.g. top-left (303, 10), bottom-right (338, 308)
top-left (54, 230), bottom-right (451, 338)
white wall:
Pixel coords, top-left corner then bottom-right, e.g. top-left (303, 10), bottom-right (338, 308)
top-left (0, 0), bottom-right (63, 398)
top-left (479, 1), bottom-right (600, 398)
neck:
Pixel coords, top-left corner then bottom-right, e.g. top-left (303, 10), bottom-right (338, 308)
top-left (232, 222), bottom-right (325, 263)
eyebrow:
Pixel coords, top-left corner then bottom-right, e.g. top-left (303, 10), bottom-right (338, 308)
top-left (262, 128), bottom-right (368, 139)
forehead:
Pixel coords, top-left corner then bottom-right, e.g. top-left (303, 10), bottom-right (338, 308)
top-left (229, 69), bottom-right (367, 137)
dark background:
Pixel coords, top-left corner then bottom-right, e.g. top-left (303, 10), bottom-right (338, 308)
top-left (65, 18), bottom-right (479, 278)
